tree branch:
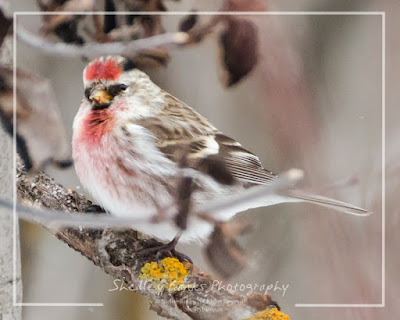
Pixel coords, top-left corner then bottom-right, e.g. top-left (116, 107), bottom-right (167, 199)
top-left (16, 163), bottom-right (280, 320)
top-left (13, 167), bottom-right (303, 229)
top-left (17, 26), bottom-right (190, 57)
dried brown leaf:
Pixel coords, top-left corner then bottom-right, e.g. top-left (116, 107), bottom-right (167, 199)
top-left (0, 7), bottom-right (12, 47)
top-left (113, 0), bottom-right (166, 37)
top-left (179, 13), bottom-right (198, 33)
top-left (128, 48), bottom-right (170, 68)
top-left (41, 0), bottom-right (95, 32)
top-left (103, 0), bottom-right (117, 34)
top-left (219, 18), bottom-right (259, 87)
top-left (205, 220), bottom-right (251, 279)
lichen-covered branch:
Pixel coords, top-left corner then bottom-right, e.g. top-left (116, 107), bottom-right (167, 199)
top-left (16, 163), bottom-right (279, 320)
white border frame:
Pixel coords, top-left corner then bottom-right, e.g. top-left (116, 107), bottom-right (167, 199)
top-left (12, 11), bottom-right (385, 309)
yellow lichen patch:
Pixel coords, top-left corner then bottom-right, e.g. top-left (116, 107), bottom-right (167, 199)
top-left (139, 257), bottom-right (190, 293)
top-left (244, 308), bottom-right (290, 320)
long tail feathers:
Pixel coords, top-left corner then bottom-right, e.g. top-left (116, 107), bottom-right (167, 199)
top-left (287, 190), bottom-right (371, 216)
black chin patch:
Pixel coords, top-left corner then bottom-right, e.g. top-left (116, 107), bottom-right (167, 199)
top-left (91, 103), bottom-right (111, 110)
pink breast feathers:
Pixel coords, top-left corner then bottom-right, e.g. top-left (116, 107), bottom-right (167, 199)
top-left (85, 59), bottom-right (122, 81)
top-left (79, 109), bottom-right (116, 146)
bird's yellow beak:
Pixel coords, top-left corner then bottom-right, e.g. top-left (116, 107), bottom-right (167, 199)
top-left (90, 89), bottom-right (113, 107)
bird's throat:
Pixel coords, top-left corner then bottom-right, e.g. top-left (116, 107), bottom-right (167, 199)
top-left (81, 109), bottom-right (116, 145)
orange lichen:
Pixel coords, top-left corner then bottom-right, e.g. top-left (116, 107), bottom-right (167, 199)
top-left (139, 257), bottom-right (190, 293)
top-left (244, 308), bottom-right (290, 320)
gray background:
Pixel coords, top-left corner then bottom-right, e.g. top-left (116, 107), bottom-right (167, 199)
top-left (11, 0), bottom-right (398, 319)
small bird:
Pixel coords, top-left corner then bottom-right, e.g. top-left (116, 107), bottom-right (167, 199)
top-left (72, 56), bottom-right (369, 245)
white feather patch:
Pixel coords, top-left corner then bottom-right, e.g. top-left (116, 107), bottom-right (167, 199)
top-left (194, 136), bottom-right (220, 158)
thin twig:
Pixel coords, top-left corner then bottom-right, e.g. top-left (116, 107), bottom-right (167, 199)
top-left (9, 168), bottom-right (304, 229)
top-left (17, 26), bottom-right (190, 57)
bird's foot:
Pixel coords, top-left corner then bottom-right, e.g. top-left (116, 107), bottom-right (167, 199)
top-left (168, 249), bottom-right (193, 264)
top-left (136, 237), bottom-right (193, 264)
top-left (84, 204), bottom-right (106, 214)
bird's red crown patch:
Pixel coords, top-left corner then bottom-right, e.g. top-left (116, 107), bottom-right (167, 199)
top-left (85, 59), bottom-right (122, 81)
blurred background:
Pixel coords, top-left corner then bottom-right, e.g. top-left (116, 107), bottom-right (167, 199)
top-left (7, 0), bottom-right (398, 319)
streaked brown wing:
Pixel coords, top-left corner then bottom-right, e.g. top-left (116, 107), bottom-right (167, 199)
top-left (214, 134), bottom-right (276, 185)
top-left (136, 92), bottom-right (276, 185)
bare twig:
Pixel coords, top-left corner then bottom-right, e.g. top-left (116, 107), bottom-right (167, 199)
top-left (11, 167), bottom-right (303, 229)
top-left (17, 26), bottom-right (190, 57)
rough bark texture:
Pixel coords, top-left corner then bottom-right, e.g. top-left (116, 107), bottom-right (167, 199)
top-left (16, 165), bottom-right (279, 320)
top-left (0, 1), bottom-right (22, 317)
top-left (0, 128), bottom-right (22, 320)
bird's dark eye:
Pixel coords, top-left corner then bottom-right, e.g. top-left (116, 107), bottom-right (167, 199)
top-left (104, 84), bottom-right (127, 97)
top-left (107, 84), bottom-right (122, 96)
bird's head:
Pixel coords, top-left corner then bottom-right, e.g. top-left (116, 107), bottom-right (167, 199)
top-left (82, 56), bottom-right (150, 111)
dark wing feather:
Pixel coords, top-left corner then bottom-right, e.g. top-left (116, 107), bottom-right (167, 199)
top-left (135, 92), bottom-right (276, 186)
top-left (215, 134), bottom-right (276, 185)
